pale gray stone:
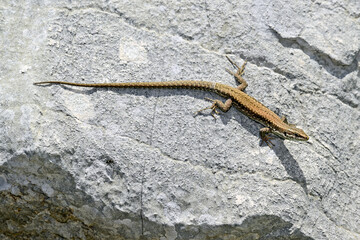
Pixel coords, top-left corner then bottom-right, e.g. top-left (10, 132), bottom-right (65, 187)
top-left (1, 0), bottom-right (359, 239)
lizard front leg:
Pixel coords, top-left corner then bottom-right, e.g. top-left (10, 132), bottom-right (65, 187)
top-left (260, 127), bottom-right (275, 147)
top-left (280, 116), bottom-right (296, 127)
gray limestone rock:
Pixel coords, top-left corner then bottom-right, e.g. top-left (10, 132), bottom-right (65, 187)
top-left (1, 0), bottom-right (359, 239)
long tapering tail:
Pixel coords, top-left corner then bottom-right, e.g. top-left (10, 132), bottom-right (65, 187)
top-left (33, 80), bottom-right (217, 90)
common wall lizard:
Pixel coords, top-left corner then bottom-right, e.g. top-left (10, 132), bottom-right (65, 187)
top-left (34, 57), bottom-right (309, 146)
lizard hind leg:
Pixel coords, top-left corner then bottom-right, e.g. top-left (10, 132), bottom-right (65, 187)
top-left (195, 98), bottom-right (232, 119)
top-left (225, 56), bottom-right (248, 91)
top-left (226, 56), bottom-right (247, 76)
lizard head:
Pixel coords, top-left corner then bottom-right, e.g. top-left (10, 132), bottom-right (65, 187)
top-left (273, 126), bottom-right (309, 141)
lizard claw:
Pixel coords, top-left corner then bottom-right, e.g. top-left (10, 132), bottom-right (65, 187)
top-left (226, 56), bottom-right (247, 76)
top-left (259, 128), bottom-right (276, 147)
top-left (194, 98), bottom-right (220, 119)
top-left (261, 136), bottom-right (275, 147)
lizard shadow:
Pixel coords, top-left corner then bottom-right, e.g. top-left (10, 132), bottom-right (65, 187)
top-left (226, 108), bottom-right (308, 194)
top-left (46, 84), bottom-right (236, 126)
top-left (271, 141), bottom-right (308, 194)
top-left (61, 85), bottom-right (235, 123)
top-left (46, 84), bottom-right (308, 194)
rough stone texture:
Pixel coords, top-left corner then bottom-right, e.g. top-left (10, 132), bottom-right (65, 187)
top-left (0, 0), bottom-right (359, 239)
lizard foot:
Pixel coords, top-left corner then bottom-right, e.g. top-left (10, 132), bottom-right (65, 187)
top-left (261, 136), bottom-right (275, 148)
top-left (260, 127), bottom-right (275, 147)
top-left (195, 98), bottom-right (221, 119)
top-left (226, 56), bottom-right (247, 76)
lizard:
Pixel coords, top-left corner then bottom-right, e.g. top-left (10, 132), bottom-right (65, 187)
top-left (34, 56), bottom-right (309, 147)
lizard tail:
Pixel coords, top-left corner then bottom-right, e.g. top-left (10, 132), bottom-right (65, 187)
top-left (33, 80), bottom-right (217, 90)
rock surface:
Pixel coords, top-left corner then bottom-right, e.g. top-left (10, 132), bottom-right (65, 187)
top-left (1, 0), bottom-right (359, 239)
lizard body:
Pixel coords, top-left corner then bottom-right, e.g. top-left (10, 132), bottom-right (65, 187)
top-left (34, 57), bottom-right (309, 146)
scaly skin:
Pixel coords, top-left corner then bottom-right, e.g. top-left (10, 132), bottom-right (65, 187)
top-left (34, 57), bottom-right (309, 146)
